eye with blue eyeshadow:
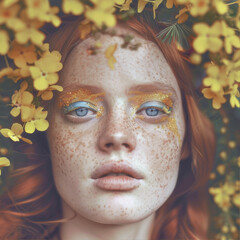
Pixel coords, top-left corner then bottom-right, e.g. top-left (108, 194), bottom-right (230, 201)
top-left (63, 101), bottom-right (97, 117)
top-left (136, 101), bottom-right (172, 117)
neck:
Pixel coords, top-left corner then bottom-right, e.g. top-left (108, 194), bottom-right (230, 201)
top-left (59, 200), bottom-right (156, 240)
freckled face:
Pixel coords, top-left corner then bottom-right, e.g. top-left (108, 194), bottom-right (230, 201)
top-left (47, 26), bottom-right (185, 224)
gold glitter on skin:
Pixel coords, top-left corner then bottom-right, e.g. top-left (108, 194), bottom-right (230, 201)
top-left (129, 90), bottom-right (173, 123)
top-left (58, 88), bottom-right (105, 118)
top-left (162, 114), bottom-right (181, 144)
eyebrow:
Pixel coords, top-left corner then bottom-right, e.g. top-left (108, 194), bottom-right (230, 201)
top-left (127, 83), bottom-right (178, 98)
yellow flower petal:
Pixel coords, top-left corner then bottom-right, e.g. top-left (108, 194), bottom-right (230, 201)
top-left (34, 77), bottom-right (49, 91)
top-left (0, 128), bottom-right (10, 138)
top-left (21, 106), bottom-right (34, 122)
top-left (25, 121), bottom-right (35, 134)
top-left (21, 91), bottom-right (33, 105)
top-left (233, 194), bottom-right (240, 207)
top-left (62, 0), bottom-right (84, 15)
top-left (0, 157), bottom-right (10, 168)
top-left (0, 30), bottom-right (9, 55)
top-left (21, 137), bottom-right (33, 144)
top-left (35, 119), bottom-right (49, 131)
top-left (193, 36), bottom-right (208, 54)
top-left (208, 37), bottom-right (223, 53)
top-left (41, 91), bottom-right (53, 100)
top-left (138, 0), bottom-right (148, 13)
top-left (10, 107), bottom-right (20, 117)
top-left (11, 122), bottom-right (23, 135)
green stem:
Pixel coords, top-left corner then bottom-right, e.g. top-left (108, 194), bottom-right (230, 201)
top-left (4, 55), bottom-right (9, 68)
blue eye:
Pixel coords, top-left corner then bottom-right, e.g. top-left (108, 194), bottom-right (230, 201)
top-left (145, 107), bottom-right (160, 116)
top-left (63, 101), bottom-right (97, 117)
top-left (137, 101), bottom-right (172, 117)
top-left (75, 107), bottom-right (88, 116)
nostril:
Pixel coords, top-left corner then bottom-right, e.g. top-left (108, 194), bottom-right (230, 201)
top-left (122, 143), bottom-right (130, 148)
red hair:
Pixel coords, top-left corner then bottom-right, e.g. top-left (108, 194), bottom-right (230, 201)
top-left (0, 16), bottom-right (215, 240)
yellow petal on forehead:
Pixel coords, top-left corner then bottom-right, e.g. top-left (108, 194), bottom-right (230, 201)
top-left (35, 119), bottom-right (49, 131)
top-left (21, 91), bottom-right (33, 105)
top-left (0, 157), bottom-right (10, 168)
top-left (11, 122), bottom-right (23, 135)
top-left (25, 121), bottom-right (35, 134)
top-left (10, 107), bottom-right (20, 117)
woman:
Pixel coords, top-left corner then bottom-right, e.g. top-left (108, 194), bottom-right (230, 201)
top-left (0, 15), bottom-right (215, 240)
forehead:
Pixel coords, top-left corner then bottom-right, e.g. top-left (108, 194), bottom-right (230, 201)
top-left (60, 25), bottom-right (181, 98)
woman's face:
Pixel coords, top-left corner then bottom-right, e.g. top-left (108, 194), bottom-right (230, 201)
top-left (47, 25), bottom-right (185, 224)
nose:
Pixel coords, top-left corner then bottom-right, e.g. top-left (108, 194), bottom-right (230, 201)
top-left (98, 115), bottom-right (136, 153)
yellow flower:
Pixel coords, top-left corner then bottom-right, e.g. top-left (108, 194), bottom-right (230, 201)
top-left (233, 193), bottom-right (240, 208)
top-left (62, 0), bottom-right (84, 15)
top-left (0, 30), bottom-right (9, 55)
top-left (29, 51), bottom-right (63, 91)
top-left (219, 151), bottom-right (227, 160)
top-left (221, 21), bottom-right (240, 54)
top-left (193, 21), bottom-right (223, 54)
top-left (229, 84), bottom-right (240, 108)
top-left (217, 164), bottom-right (226, 175)
top-left (25, 107), bottom-right (49, 134)
top-left (202, 87), bottom-right (226, 109)
top-left (105, 44), bottom-right (117, 70)
top-left (203, 64), bottom-right (227, 92)
top-left (212, 0), bottom-right (228, 15)
top-left (15, 11), bottom-right (45, 46)
top-left (10, 81), bottom-right (34, 122)
top-left (25, 0), bottom-right (50, 19)
top-left (85, 0), bottom-right (116, 28)
top-left (0, 3), bottom-right (25, 32)
top-left (8, 42), bottom-right (37, 68)
top-left (228, 141), bottom-right (236, 149)
top-left (209, 183), bottom-right (235, 211)
top-left (0, 157), bottom-right (10, 175)
top-left (189, 0), bottom-right (209, 16)
top-left (0, 123), bottom-right (32, 144)
top-left (2, 0), bottom-right (19, 8)
top-left (25, 0), bottom-right (61, 27)
top-left (37, 84), bottom-right (63, 100)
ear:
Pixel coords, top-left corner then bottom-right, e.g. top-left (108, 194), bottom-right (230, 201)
top-left (180, 138), bottom-right (191, 160)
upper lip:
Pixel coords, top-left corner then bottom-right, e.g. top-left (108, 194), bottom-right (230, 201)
top-left (91, 162), bottom-right (144, 180)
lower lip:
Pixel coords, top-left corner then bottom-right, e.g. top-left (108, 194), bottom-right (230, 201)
top-left (94, 176), bottom-right (141, 191)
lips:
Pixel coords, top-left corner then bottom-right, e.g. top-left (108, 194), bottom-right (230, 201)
top-left (91, 162), bottom-right (144, 191)
top-left (91, 162), bottom-right (143, 180)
